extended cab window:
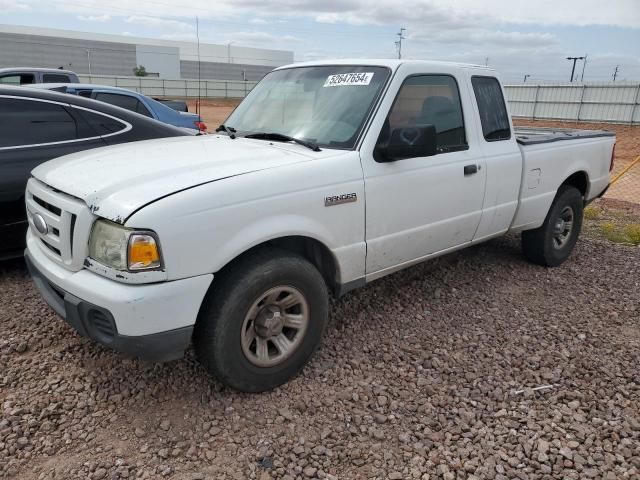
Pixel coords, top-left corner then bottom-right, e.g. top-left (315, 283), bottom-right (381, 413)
top-left (471, 76), bottom-right (511, 141)
top-left (0, 98), bottom-right (79, 148)
top-left (42, 73), bottom-right (72, 83)
top-left (382, 75), bottom-right (467, 153)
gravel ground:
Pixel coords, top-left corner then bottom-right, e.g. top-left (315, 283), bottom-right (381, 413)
top-left (1, 232), bottom-right (639, 480)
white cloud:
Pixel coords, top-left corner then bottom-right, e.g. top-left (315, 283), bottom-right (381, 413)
top-left (125, 15), bottom-right (193, 32)
top-left (11, 0), bottom-right (639, 28)
top-left (77, 14), bottom-right (111, 22)
top-left (411, 29), bottom-right (557, 48)
top-left (0, 0), bottom-right (30, 12)
top-left (225, 31), bottom-right (301, 47)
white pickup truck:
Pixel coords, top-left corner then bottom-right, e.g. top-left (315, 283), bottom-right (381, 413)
top-left (25, 60), bottom-right (615, 392)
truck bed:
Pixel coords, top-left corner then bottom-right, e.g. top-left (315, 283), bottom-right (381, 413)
top-left (514, 127), bottom-right (615, 146)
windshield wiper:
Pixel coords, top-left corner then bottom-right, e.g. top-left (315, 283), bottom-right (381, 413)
top-left (243, 132), bottom-right (321, 152)
top-left (215, 124), bottom-right (236, 139)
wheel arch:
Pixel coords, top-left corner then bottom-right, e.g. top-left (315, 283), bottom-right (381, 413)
top-left (561, 170), bottom-right (589, 198)
top-left (215, 235), bottom-right (342, 296)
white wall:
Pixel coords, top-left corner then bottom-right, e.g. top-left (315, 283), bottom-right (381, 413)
top-left (135, 45), bottom-right (181, 79)
top-left (505, 82), bottom-right (640, 124)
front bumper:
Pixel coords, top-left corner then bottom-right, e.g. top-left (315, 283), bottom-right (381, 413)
top-left (25, 235), bottom-right (213, 362)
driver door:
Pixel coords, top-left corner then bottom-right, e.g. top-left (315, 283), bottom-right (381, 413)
top-left (360, 69), bottom-right (487, 278)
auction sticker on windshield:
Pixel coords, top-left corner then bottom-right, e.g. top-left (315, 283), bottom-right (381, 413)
top-left (323, 72), bottom-right (374, 87)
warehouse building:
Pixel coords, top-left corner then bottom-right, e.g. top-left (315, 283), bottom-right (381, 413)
top-left (0, 24), bottom-right (294, 81)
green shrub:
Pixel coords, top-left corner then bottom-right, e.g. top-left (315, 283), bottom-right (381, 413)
top-left (624, 224), bottom-right (640, 246)
top-left (584, 206), bottom-right (600, 220)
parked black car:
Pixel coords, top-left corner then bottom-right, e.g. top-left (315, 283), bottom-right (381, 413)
top-left (0, 86), bottom-right (189, 260)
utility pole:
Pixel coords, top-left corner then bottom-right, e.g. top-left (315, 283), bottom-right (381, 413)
top-left (523, 74), bottom-right (531, 83)
top-left (566, 56), bottom-right (585, 82)
top-left (580, 54), bottom-right (587, 82)
top-left (395, 28), bottom-right (406, 59)
top-left (86, 49), bottom-right (92, 76)
top-left (612, 65), bottom-right (619, 82)
top-left (227, 41), bottom-right (235, 63)
top-left (196, 16), bottom-right (201, 115)
top-left (485, 57), bottom-right (489, 66)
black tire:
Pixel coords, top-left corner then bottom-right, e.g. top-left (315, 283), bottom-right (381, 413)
top-left (194, 248), bottom-right (329, 392)
top-left (522, 185), bottom-right (584, 267)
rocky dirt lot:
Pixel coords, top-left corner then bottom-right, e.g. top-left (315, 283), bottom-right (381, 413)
top-left (2, 222), bottom-right (639, 479)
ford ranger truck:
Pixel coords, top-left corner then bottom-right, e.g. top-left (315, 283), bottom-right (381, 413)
top-left (24, 60), bottom-right (615, 392)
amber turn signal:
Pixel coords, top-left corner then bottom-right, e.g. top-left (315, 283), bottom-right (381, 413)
top-left (128, 234), bottom-right (161, 270)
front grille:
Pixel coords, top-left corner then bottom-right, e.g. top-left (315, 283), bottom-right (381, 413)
top-left (26, 178), bottom-right (94, 272)
top-left (40, 239), bottom-right (61, 256)
top-left (33, 195), bottom-right (62, 216)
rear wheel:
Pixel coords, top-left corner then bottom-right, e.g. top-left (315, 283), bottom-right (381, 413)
top-left (522, 185), bottom-right (584, 267)
top-left (194, 248), bottom-right (328, 392)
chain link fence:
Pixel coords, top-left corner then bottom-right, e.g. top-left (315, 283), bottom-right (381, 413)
top-left (77, 74), bottom-right (258, 98)
top-left (607, 155), bottom-right (640, 205)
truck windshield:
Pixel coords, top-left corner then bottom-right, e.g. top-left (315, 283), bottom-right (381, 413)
top-left (225, 65), bottom-right (391, 149)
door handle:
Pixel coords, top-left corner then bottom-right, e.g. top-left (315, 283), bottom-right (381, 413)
top-left (464, 164), bottom-right (478, 175)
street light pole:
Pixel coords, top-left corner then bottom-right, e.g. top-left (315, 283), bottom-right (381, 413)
top-left (523, 74), bottom-right (531, 83)
top-left (566, 56), bottom-right (585, 82)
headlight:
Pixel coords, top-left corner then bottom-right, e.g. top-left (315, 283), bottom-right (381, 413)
top-left (88, 219), bottom-right (162, 271)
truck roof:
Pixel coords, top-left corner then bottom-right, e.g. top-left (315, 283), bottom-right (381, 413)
top-left (276, 59), bottom-right (497, 73)
top-left (0, 67), bottom-right (78, 75)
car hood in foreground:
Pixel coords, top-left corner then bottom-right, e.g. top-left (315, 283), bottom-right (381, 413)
top-left (31, 135), bottom-right (335, 224)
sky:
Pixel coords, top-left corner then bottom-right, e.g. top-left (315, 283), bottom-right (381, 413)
top-left (1, 0), bottom-right (639, 82)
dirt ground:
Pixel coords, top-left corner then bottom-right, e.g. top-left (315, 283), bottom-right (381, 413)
top-left (188, 99), bottom-right (240, 129)
top-left (2, 229), bottom-right (639, 479)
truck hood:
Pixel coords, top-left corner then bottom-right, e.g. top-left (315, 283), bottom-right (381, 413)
top-left (32, 135), bottom-right (324, 223)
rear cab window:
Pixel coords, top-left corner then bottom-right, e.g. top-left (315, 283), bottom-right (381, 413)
top-left (471, 76), bottom-right (511, 141)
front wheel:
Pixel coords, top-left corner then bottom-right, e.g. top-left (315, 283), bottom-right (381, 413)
top-left (522, 185), bottom-right (584, 267)
top-left (194, 248), bottom-right (329, 392)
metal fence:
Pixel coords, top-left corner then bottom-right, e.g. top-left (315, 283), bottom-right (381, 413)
top-left (77, 74), bottom-right (258, 99)
top-left (504, 82), bottom-right (640, 124)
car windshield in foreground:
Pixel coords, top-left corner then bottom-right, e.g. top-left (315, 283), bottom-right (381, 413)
top-left (225, 65), bottom-right (391, 149)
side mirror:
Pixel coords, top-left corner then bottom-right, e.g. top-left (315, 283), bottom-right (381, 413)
top-left (375, 124), bottom-right (437, 162)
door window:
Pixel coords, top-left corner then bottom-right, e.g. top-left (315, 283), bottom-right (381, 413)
top-left (94, 92), bottom-right (151, 117)
top-left (471, 76), bottom-right (511, 141)
top-left (381, 75), bottom-right (467, 153)
top-left (0, 98), bottom-right (79, 148)
top-left (0, 73), bottom-right (35, 85)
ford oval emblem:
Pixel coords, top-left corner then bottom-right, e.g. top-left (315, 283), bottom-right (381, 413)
top-left (33, 213), bottom-right (48, 235)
